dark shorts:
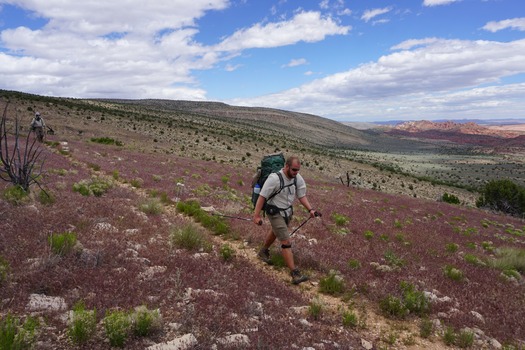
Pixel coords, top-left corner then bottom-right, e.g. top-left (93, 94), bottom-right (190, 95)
top-left (267, 213), bottom-right (293, 241)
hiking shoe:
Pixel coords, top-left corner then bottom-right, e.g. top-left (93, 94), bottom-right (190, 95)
top-left (257, 248), bottom-right (272, 265)
top-left (291, 269), bottom-right (309, 285)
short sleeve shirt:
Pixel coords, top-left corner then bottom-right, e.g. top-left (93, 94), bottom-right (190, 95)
top-left (260, 170), bottom-right (306, 216)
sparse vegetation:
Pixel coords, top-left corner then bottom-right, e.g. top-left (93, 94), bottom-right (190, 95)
top-left (48, 231), bottom-right (77, 256)
top-left (0, 314), bottom-right (39, 350)
top-left (68, 301), bottom-right (97, 344)
top-left (319, 270), bottom-right (345, 295)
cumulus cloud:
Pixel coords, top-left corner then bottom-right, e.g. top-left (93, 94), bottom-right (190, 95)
top-left (283, 58), bottom-right (307, 68)
top-left (361, 7), bottom-right (392, 23)
top-left (0, 2), bottom-right (349, 99)
top-left (231, 38), bottom-right (525, 120)
top-left (215, 11), bottom-right (350, 51)
top-left (482, 17), bottom-right (525, 32)
top-left (423, 0), bottom-right (460, 6)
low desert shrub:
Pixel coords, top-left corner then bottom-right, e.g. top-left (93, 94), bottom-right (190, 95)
top-left (139, 198), bottom-right (164, 215)
top-left (442, 192), bottom-right (460, 204)
top-left (491, 247), bottom-right (525, 273)
top-left (0, 314), bottom-right (39, 349)
top-left (170, 224), bottom-right (209, 252)
top-left (176, 200), bottom-right (229, 236)
top-left (364, 230), bottom-right (374, 240)
top-left (308, 299), bottom-right (323, 320)
top-left (464, 253), bottom-right (483, 265)
top-left (90, 137), bottom-right (123, 146)
top-left (103, 310), bottom-right (131, 348)
top-left (342, 309), bottom-right (358, 328)
top-left (37, 189), bottom-right (55, 205)
top-left (319, 270), bottom-right (345, 295)
top-left (347, 259), bottom-right (361, 269)
top-left (73, 177), bottom-right (112, 197)
top-left (131, 306), bottom-right (161, 337)
top-left (443, 326), bottom-right (456, 346)
top-left (444, 265), bottom-right (464, 281)
top-left (129, 178), bottom-right (143, 188)
top-left (68, 301), bottom-right (97, 344)
top-left (384, 250), bottom-right (405, 268)
top-left (379, 295), bottom-right (408, 318)
top-left (2, 185), bottom-right (29, 205)
top-left (446, 243), bottom-right (459, 253)
top-left (400, 281), bottom-right (430, 316)
top-left (331, 212), bottom-right (350, 226)
top-left (456, 329), bottom-right (475, 348)
top-left (48, 231), bottom-right (77, 256)
top-left (219, 244), bottom-right (235, 261)
top-left (419, 318), bottom-right (434, 338)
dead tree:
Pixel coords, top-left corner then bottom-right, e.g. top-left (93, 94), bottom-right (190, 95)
top-left (0, 103), bottom-right (46, 192)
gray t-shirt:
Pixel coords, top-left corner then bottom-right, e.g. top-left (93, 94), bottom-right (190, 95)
top-left (260, 170), bottom-right (306, 217)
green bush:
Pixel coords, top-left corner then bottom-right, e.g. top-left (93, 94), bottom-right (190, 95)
top-left (90, 137), bottom-right (123, 146)
top-left (342, 310), bottom-right (358, 328)
top-left (446, 243), bottom-right (459, 253)
top-left (379, 295), bottom-right (408, 318)
top-left (131, 306), bottom-right (161, 337)
top-left (37, 190), bottom-right (55, 205)
top-left (384, 250), bottom-right (405, 268)
top-left (363, 230), bottom-right (374, 240)
top-left (456, 329), bottom-right (474, 348)
top-left (176, 200), bottom-right (230, 236)
top-left (319, 270), bottom-right (345, 295)
top-left (419, 318), bottom-right (433, 338)
top-left (347, 259), bottom-right (361, 269)
top-left (442, 192), bottom-right (460, 204)
top-left (170, 224), bottom-right (208, 251)
top-left (308, 299), bottom-right (323, 320)
top-left (331, 213), bottom-right (350, 226)
top-left (2, 185), bottom-right (29, 205)
top-left (48, 231), bottom-right (77, 256)
top-left (491, 247), bottom-right (525, 273)
top-left (73, 177), bottom-right (112, 197)
top-left (444, 265), bottom-right (464, 281)
top-left (476, 179), bottom-right (525, 217)
top-left (400, 281), bottom-right (430, 316)
top-left (443, 326), bottom-right (456, 346)
top-left (139, 198), bottom-right (164, 215)
top-left (103, 310), bottom-right (130, 348)
top-left (68, 301), bottom-right (97, 344)
top-left (219, 244), bottom-right (235, 261)
top-left (0, 314), bottom-right (39, 350)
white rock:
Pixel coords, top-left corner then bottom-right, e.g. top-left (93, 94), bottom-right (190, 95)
top-left (489, 338), bottom-right (502, 349)
top-left (361, 338), bottom-right (373, 350)
top-left (299, 319), bottom-right (312, 327)
top-left (470, 310), bottom-right (485, 323)
top-left (217, 334), bottom-right (250, 347)
top-left (93, 222), bottom-right (118, 233)
top-left (146, 333), bottom-right (197, 350)
top-left (27, 294), bottom-right (67, 312)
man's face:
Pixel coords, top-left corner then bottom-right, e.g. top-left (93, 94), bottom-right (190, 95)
top-left (286, 161), bottom-right (301, 178)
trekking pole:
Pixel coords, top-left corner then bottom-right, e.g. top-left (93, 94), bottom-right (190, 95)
top-left (290, 212), bottom-right (321, 236)
top-left (212, 212), bottom-right (252, 222)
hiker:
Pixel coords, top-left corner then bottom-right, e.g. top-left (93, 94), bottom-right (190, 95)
top-left (30, 111), bottom-right (46, 142)
top-left (253, 156), bottom-right (319, 285)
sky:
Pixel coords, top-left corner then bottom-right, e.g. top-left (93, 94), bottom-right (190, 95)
top-left (1, 1), bottom-right (525, 122)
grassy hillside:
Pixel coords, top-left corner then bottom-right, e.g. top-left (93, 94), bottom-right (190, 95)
top-left (1, 90), bottom-right (524, 349)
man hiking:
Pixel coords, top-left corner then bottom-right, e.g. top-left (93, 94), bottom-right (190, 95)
top-left (253, 155), bottom-right (319, 285)
top-left (30, 111), bottom-right (46, 142)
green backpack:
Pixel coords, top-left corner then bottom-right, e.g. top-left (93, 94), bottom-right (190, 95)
top-left (251, 152), bottom-right (295, 209)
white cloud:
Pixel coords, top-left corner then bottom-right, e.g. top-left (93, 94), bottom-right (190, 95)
top-left (225, 63), bottom-right (242, 72)
top-left (283, 58), bottom-right (307, 68)
top-left (215, 11), bottom-right (350, 51)
top-left (482, 17), bottom-right (525, 32)
top-left (361, 7), bottom-right (392, 23)
top-left (231, 38), bottom-right (525, 121)
top-left (423, 0), bottom-right (460, 7)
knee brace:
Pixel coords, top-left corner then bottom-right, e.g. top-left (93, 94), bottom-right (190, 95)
top-left (281, 244), bottom-right (292, 249)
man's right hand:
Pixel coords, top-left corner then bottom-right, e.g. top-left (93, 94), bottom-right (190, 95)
top-left (253, 215), bottom-right (263, 226)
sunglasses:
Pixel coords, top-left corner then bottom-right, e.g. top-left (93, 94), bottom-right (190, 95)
top-left (291, 168), bottom-right (300, 172)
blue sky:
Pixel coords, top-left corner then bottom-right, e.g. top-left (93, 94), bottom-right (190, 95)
top-left (1, 0), bottom-right (524, 122)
